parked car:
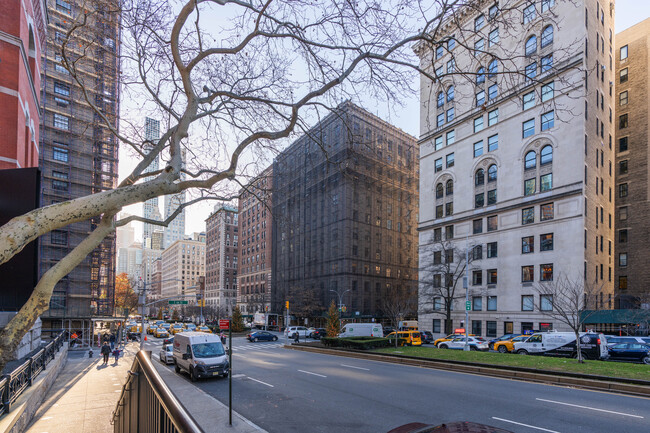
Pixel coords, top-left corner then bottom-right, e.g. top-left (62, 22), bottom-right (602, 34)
top-left (438, 336), bottom-right (489, 351)
top-left (160, 323), bottom-right (172, 330)
top-left (604, 336), bottom-right (647, 348)
top-left (420, 331), bottom-right (434, 344)
top-left (383, 326), bottom-right (395, 337)
top-left (386, 331), bottom-right (422, 346)
top-left (311, 328), bottom-right (327, 339)
top-left (493, 335), bottom-right (528, 353)
top-left (339, 323), bottom-right (383, 338)
top-left (185, 323), bottom-right (197, 332)
top-left (159, 344), bottom-right (174, 364)
top-left (488, 333), bottom-right (519, 350)
top-left (284, 326), bottom-right (309, 338)
top-left (248, 331), bottom-right (279, 342)
top-left (606, 343), bottom-right (650, 364)
top-left (198, 326), bottom-right (212, 333)
top-left (306, 327), bottom-right (316, 338)
top-left (147, 325), bottom-right (157, 335)
top-left (433, 333), bottom-right (475, 347)
top-left (170, 324), bottom-right (185, 334)
top-left (513, 332), bottom-right (608, 360)
top-left (173, 332), bottom-right (229, 382)
top-left (154, 328), bottom-right (170, 338)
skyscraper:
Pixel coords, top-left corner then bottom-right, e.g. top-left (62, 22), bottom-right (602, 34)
top-left (142, 117), bottom-right (161, 247)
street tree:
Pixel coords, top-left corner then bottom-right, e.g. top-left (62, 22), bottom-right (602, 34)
top-left (231, 306), bottom-right (245, 332)
top-left (381, 285), bottom-right (417, 348)
top-left (287, 286), bottom-right (325, 327)
top-left (532, 274), bottom-right (602, 363)
top-left (0, 0), bottom-right (581, 368)
top-left (115, 273), bottom-right (139, 316)
top-left (326, 300), bottom-right (340, 337)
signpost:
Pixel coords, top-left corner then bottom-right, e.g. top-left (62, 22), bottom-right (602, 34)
top-left (168, 300), bottom-right (189, 305)
top-left (219, 319), bottom-right (230, 330)
top-left (465, 301), bottom-right (471, 311)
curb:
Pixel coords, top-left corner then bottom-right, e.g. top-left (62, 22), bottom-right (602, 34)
top-left (286, 344), bottom-right (650, 397)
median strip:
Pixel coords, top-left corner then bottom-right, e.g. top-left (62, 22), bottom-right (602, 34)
top-left (535, 398), bottom-right (644, 418)
top-left (298, 369), bottom-right (327, 378)
top-left (491, 417), bottom-right (559, 433)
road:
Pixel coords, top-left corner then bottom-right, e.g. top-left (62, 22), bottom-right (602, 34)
top-left (144, 333), bottom-right (650, 433)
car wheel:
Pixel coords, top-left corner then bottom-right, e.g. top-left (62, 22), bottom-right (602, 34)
top-left (643, 356), bottom-right (650, 365)
top-left (517, 350), bottom-right (528, 355)
top-left (439, 344), bottom-right (448, 349)
top-left (470, 346), bottom-right (478, 351)
top-left (498, 345), bottom-right (508, 353)
top-left (254, 337), bottom-right (258, 342)
top-left (190, 367), bottom-right (197, 382)
top-left (573, 351), bottom-right (589, 360)
top-left (174, 363), bottom-right (181, 373)
top-left (222, 372), bottom-right (229, 378)
top-left (273, 336), bottom-right (278, 341)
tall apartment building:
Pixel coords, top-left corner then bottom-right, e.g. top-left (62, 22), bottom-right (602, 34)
top-left (39, 0), bottom-right (120, 342)
top-left (160, 237), bottom-right (205, 308)
top-left (142, 117), bottom-right (162, 247)
top-left (0, 0), bottom-right (46, 169)
top-left (163, 149), bottom-right (187, 249)
top-left (205, 204), bottom-right (239, 316)
top-left (272, 102), bottom-right (419, 325)
top-left (237, 166), bottom-right (273, 318)
top-left (614, 18), bottom-right (650, 309)
top-left (416, 0), bottom-right (615, 337)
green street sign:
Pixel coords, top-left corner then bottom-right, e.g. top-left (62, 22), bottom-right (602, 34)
top-left (465, 301), bottom-right (471, 311)
top-left (169, 300), bottom-right (189, 305)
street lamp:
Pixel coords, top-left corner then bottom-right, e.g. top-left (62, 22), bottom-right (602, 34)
top-left (329, 288), bottom-right (351, 331)
top-left (463, 240), bottom-right (478, 351)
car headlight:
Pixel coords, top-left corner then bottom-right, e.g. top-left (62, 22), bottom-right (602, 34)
top-left (195, 360), bottom-right (205, 365)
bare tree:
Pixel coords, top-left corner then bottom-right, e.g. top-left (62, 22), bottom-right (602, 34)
top-left (419, 238), bottom-right (474, 335)
top-left (287, 286), bottom-right (325, 327)
top-left (533, 274), bottom-right (602, 363)
top-left (381, 285), bottom-right (417, 348)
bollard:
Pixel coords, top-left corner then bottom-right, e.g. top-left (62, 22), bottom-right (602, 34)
top-left (88, 348), bottom-right (94, 358)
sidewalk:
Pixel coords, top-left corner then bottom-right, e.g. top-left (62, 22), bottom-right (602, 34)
top-left (24, 342), bottom-right (138, 433)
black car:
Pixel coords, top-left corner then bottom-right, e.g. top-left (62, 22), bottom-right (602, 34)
top-left (311, 328), bottom-right (327, 339)
top-left (607, 343), bottom-right (650, 364)
top-left (420, 331), bottom-right (434, 344)
top-left (248, 331), bottom-right (279, 342)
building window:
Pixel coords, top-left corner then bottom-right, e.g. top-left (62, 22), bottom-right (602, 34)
top-left (54, 82), bottom-right (70, 96)
top-left (435, 136), bottom-right (443, 151)
top-left (522, 265), bottom-right (534, 282)
top-left (541, 110), bottom-right (554, 131)
top-left (475, 15), bottom-right (485, 31)
top-left (445, 225), bottom-right (454, 240)
top-left (53, 147), bottom-right (69, 162)
top-left (436, 183), bottom-right (443, 199)
top-left (486, 321), bottom-right (497, 337)
top-left (540, 295), bottom-right (553, 311)
top-left (447, 85), bottom-right (455, 102)
top-left (472, 296), bottom-right (482, 311)
top-left (472, 320), bottom-right (482, 336)
top-left (448, 37), bottom-right (455, 51)
top-left (522, 236), bottom-right (534, 254)
top-left (523, 4), bottom-right (536, 24)
top-left (487, 242), bottom-right (497, 258)
top-left (475, 193), bottom-right (484, 208)
top-left (54, 113), bottom-right (69, 130)
top-left (522, 207), bottom-right (534, 225)
top-left (472, 245), bottom-right (483, 260)
top-left (619, 160), bottom-right (628, 175)
top-left (541, 82), bottom-right (554, 102)
top-left (446, 130), bottom-right (455, 145)
top-left (487, 164), bottom-right (497, 182)
top-left (540, 173), bottom-right (552, 192)
top-left (620, 45), bottom-right (628, 60)
top-left (477, 67), bottom-right (486, 84)
top-left (619, 206), bottom-right (628, 221)
top-left (619, 114), bottom-right (628, 129)
top-left (525, 150), bottom-right (536, 169)
top-left (475, 168), bottom-right (485, 186)
top-left (52, 171), bottom-right (69, 190)
top-left (487, 135), bottom-right (498, 152)
top-left (437, 92), bottom-right (444, 108)
top-left (541, 25), bottom-right (554, 48)
top-left (435, 205), bottom-right (443, 218)
top-left (540, 145), bottom-right (553, 165)
top-left (446, 153), bottom-right (454, 168)
top-left (435, 158), bottom-right (443, 172)
top-left (620, 68), bottom-right (628, 83)
top-left (437, 113), bottom-right (445, 127)
top-left (445, 202), bottom-right (453, 216)
top-left (619, 229), bottom-right (628, 243)
top-left (475, 38), bottom-right (485, 55)
top-left (447, 59), bottom-right (456, 73)
top-left (488, 84), bottom-right (498, 100)
top-left (434, 228), bottom-right (442, 241)
top-left (540, 264), bottom-right (553, 281)
top-left (446, 107), bottom-right (455, 122)
top-left (619, 276), bottom-right (628, 290)
top-left (488, 59), bottom-right (498, 78)
top-left (522, 295), bottom-right (534, 311)
top-left (474, 117), bottom-right (484, 133)
top-left (619, 183), bottom-right (628, 198)
top-left (540, 233), bottom-right (554, 251)
top-left (523, 91), bottom-right (535, 110)
top-left (523, 119), bottom-right (535, 138)
top-left (540, 203), bottom-right (554, 221)
top-left (489, 28), bottom-right (499, 46)
top-left (488, 108), bottom-right (499, 126)
top-left (476, 91), bottom-right (486, 107)
top-left (525, 62), bottom-right (537, 81)
top-left (524, 178), bottom-right (536, 196)
top-left (489, 4), bottom-right (499, 19)
top-left (436, 46), bottom-right (444, 59)
top-left (432, 319), bottom-right (441, 333)
top-left (487, 296), bottom-right (497, 311)
top-left (487, 189), bottom-right (497, 205)
top-left (487, 269), bottom-right (497, 285)
top-left (473, 219), bottom-right (483, 234)
top-left (619, 253), bottom-right (627, 267)
top-left (473, 141), bottom-right (483, 158)
top-left (619, 91), bottom-right (628, 106)
top-left (619, 137), bottom-right (628, 152)
top-left (446, 179), bottom-right (454, 195)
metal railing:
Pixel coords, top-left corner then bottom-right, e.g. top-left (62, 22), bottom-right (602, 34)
top-left (112, 351), bottom-right (203, 433)
top-left (0, 332), bottom-right (65, 417)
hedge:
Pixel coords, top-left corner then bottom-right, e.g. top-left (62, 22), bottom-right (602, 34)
top-left (320, 336), bottom-right (390, 350)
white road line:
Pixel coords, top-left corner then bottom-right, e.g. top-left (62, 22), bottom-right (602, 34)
top-left (492, 417), bottom-right (559, 433)
top-left (535, 398), bottom-right (645, 419)
top-left (341, 364), bottom-right (370, 371)
top-left (231, 374), bottom-right (245, 378)
top-left (298, 369), bottom-right (327, 378)
top-left (248, 377), bottom-right (274, 387)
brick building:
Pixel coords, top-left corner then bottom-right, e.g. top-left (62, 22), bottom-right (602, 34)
top-left (205, 204), bottom-right (238, 316)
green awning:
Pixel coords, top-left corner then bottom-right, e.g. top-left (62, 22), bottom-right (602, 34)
top-left (581, 309), bottom-right (650, 324)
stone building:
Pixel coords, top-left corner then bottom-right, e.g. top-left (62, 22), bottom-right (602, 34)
top-left (272, 102), bottom-right (419, 326)
top-left (416, 0), bottom-right (615, 336)
top-left (205, 204), bottom-right (238, 315)
top-left (160, 238), bottom-right (205, 308)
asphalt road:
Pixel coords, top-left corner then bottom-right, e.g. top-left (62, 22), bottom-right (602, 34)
top-left (144, 333), bottom-right (650, 433)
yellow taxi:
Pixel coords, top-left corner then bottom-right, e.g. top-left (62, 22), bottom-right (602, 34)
top-left (493, 335), bottom-right (528, 353)
top-left (146, 324), bottom-right (157, 335)
top-left (170, 324), bottom-right (185, 334)
top-left (154, 328), bottom-right (170, 338)
top-left (433, 333), bottom-right (475, 347)
top-left (198, 326), bottom-right (212, 333)
top-left (387, 330), bottom-right (422, 346)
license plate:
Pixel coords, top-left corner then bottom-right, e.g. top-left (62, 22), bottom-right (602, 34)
top-left (212, 372), bottom-right (220, 376)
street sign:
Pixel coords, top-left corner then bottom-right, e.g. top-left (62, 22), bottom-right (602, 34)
top-left (465, 301), bottom-right (471, 311)
top-left (168, 300), bottom-right (189, 305)
top-left (219, 319), bottom-right (230, 329)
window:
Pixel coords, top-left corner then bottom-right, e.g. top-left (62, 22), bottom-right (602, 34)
top-left (435, 158), bottom-right (443, 172)
top-left (619, 160), bottom-right (628, 175)
top-left (525, 62), bottom-right (537, 81)
top-left (446, 180), bottom-right (454, 195)
top-left (620, 68), bottom-right (628, 83)
top-left (445, 225), bottom-right (454, 239)
top-left (522, 295), bottom-right (534, 311)
top-left (52, 171), bottom-right (68, 190)
top-left (448, 37), bottom-right (455, 51)
top-left (525, 35), bottom-right (537, 56)
top-left (488, 109), bottom-right (499, 126)
top-left (474, 117), bottom-right (484, 132)
top-left (487, 296), bottom-right (497, 311)
top-left (487, 164), bottom-right (497, 181)
top-left (619, 206), bottom-right (628, 221)
top-left (541, 82), bottom-right (554, 101)
top-left (619, 276), bottom-right (628, 290)
top-left (54, 54), bottom-right (68, 74)
top-left (445, 202), bottom-right (453, 216)
top-left (619, 137), bottom-right (628, 152)
top-left (487, 189), bottom-right (497, 205)
top-left (446, 130), bottom-right (455, 145)
top-left (437, 113), bottom-right (445, 127)
top-left (619, 114), bottom-right (628, 129)
top-left (432, 319), bottom-right (441, 333)
top-left (540, 173), bottom-right (552, 192)
top-left (541, 54), bottom-right (553, 72)
top-left (488, 59), bottom-right (498, 78)
top-left (435, 66), bottom-right (443, 77)
top-left (488, 84), bottom-right (498, 100)
top-left (56, 0), bottom-right (71, 13)
top-left (54, 82), bottom-right (70, 96)
top-left (475, 38), bottom-right (485, 54)
top-left (541, 111), bottom-right (554, 131)
top-left (437, 92), bottom-right (444, 107)
top-left (619, 253), bottom-right (627, 267)
top-left (473, 141), bottom-right (484, 158)
top-left (436, 46), bottom-right (444, 59)
top-left (446, 153), bottom-right (454, 168)
top-left (524, 178), bottom-right (536, 196)
top-left (486, 321), bottom-right (497, 338)
top-left (619, 229), bottom-right (628, 243)
top-left (522, 207), bottom-right (534, 225)
top-left (472, 296), bottom-right (483, 311)
top-left (53, 113), bottom-right (69, 130)
top-left (523, 91), bottom-right (535, 110)
top-left (435, 205), bottom-right (443, 218)
top-left (472, 320), bottom-right (482, 336)
top-left (620, 45), bottom-right (628, 60)
top-left (436, 183), bottom-right (444, 199)
top-left (489, 28), bottom-right (499, 46)
top-left (487, 215), bottom-right (497, 231)
top-left (523, 4), bottom-right (536, 24)
top-left (487, 242), bottom-right (497, 258)
top-left (619, 183), bottom-right (628, 198)
top-left (541, 26), bottom-right (554, 48)
top-left (523, 119), bottom-right (535, 138)
top-left (475, 169), bottom-right (485, 186)
top-left (477, 67), bottom-right (486, 84)
top-left (475, 193), bottom-right (484, 208)
top-left (473, 219), bottom-right (483, 234)
top-left (522, 265), bottom-right (534, 282)
top-left (434, 228), bottom-right (442, 241)
top-left (435, 136), bottom-right (443, 151)
top-left (475, 15), bottom-right (485, 31)
top-left (476, 90), bottom-right (486, 106)
top-left (540, 203), bottom-right (554, 221)
top-left (447, 59), bottom-right (456, 73)
top-left (540, 295), bottom-right (553, 311)
top-left (522, 236), bottom-right (534, 254)
top-left (472, 245), bottom-right (483, 260)
top-left (540, 233), bottom-right (554, 251)
top-left (487, 269), bottom-right (497, 284)
top-left (447, 86), bottom-right (455, 102)
top-left (619, 91), bottom-right (628, 106)
top-left (53, 147), bottom-right (68, 162)
top-left (489, 4), bottom-right (499, 19)
top-left (540, 145), bottom-right (553, 165)
top-left (51, 230), bottom-right (68, 245)
top-left (446, 107), bottom-right (455, 122)
top-left (540, 264), bottom-right (553, 281)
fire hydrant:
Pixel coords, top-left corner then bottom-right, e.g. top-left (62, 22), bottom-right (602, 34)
top-left (88, 348), bottom-right (94, 358)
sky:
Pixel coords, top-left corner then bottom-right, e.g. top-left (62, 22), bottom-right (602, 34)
top-left (118, 1), bottom-right (650, 242)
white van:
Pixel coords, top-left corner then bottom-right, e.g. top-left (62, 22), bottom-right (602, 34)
top-left (513, 331), bottom-right (608, 360)
top-left (173, 332), bottom-right (229, 382)
top-left (338, 323), bottom-right (383, 338)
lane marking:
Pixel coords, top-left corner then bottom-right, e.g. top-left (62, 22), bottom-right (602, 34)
top-left (248, 377), bottom-right (274, 387)
top-left (298, 369), bottom-right (327, 378)
top-left (492, 417), bottom-right (559, 433)
top-left (341, 364), bottom-right (370, 371)
top-left (231, 374), bottom-right (245, 378)
top-left (535, 398), bottom-right (644, 418)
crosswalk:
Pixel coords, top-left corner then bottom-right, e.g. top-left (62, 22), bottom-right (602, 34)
top-left (231, 342), bottom-right (286, 352)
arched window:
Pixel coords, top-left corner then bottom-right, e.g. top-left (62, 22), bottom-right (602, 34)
top-left (436, 183), bottom-right (444, 198)
top-left (540, 145), bottom-right (553, 165)
top-left (477, 67), bottom-right (485, 84)
top-left (487, 164), bottom-right (497, 182)
top-left (446, 179), bottom-right (454, 195)
top-left (437, 92), bottom-right (444, 108)
top-left (525, 151), bottom-right (537, 169)
top-left (475, 169), bottom-right (485, 186)
top-left (488, 59), bottom-right (498, 79)
top-left (447, 86), bottom-right (455, 102)
top-left (525, 35), bottom-right (537, 56)
top-left (541, 26), bottom-right (554, 48)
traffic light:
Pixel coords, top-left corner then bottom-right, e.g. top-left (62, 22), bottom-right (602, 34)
top-left (285, 301), bottom-right (289, 309)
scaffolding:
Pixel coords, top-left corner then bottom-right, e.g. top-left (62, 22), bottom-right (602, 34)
top-left (39, 0), bottom-right (121, 344)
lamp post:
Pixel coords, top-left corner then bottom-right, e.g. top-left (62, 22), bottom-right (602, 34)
top-left (463, 240), bottom-right (477, 351)
top-left (329, 288), bottom-right (351, 331)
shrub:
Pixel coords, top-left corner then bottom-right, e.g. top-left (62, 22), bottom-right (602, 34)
top-left (321, 337), bottom-right (389, 350)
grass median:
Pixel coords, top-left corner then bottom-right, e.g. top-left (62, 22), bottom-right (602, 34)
top-left (371, 346), bottom-right (650, 381)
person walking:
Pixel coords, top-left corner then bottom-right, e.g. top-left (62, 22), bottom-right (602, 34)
top-left (100, 342), bottom-right (111, 365)
top-left (293, 331), bottom-right (299, 343)
top-left (112, 347), bottom-right (122, 364)
top-left (109, 333), bottom-right (116, 350)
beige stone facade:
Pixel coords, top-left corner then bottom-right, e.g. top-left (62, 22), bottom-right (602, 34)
top-left (160, 238), bottom-right (206, 309)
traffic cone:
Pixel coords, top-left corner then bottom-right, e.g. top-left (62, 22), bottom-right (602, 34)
top-left (144, 335), bottom-right (147, 341)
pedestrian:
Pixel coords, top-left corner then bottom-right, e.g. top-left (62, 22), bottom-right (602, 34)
top-left (293, 331), bottom-right (299, 343)
top-left (112, 347), bottom-right (122, 364)
top-left (109, 333), bottom-right (116, 350)
top-left (220, 331), bottom-right (226, 345)
top-left (100, 342), bottom-right (111, 365)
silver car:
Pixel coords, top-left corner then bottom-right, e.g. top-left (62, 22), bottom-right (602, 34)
top-left (438, 336), bottom-right (489, 351)
top-left (159, 344), bottom-right (174, 364)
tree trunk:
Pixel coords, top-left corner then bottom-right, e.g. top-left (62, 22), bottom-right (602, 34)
top-left (574, 330), bottom-right (584, 363)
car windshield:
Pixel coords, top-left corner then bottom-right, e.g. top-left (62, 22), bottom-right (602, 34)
top-left (192, 343), bottom-right (225, 358)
